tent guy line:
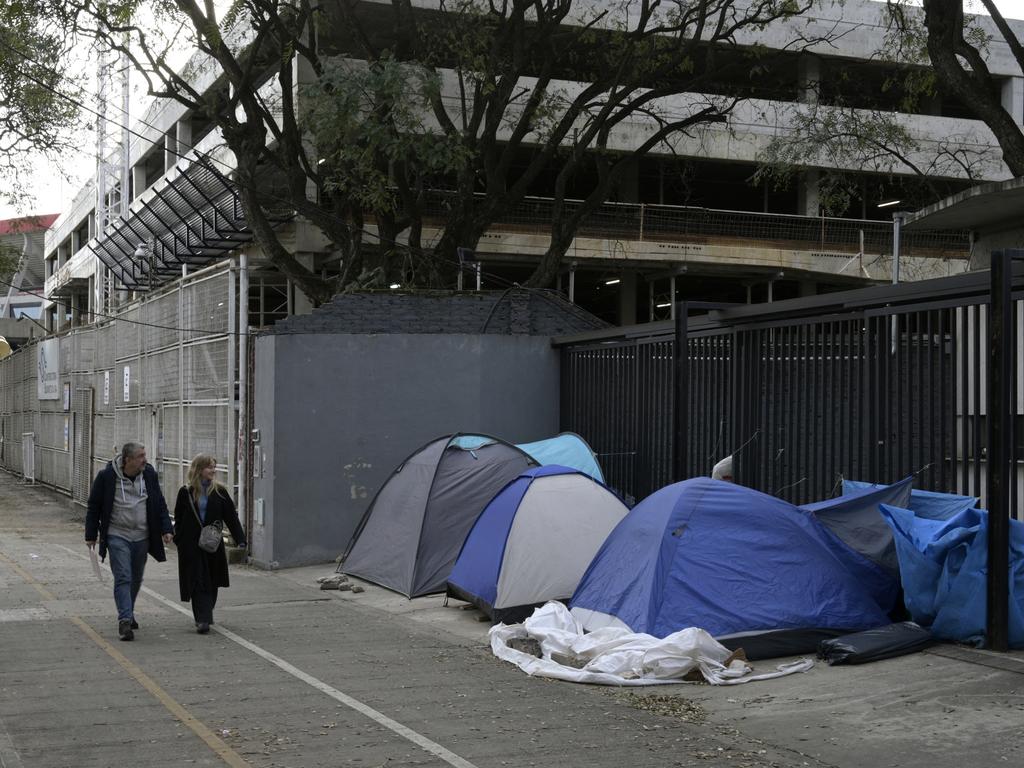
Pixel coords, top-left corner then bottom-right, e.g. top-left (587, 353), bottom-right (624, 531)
top-left (52, 545), bottom-right (482, 768)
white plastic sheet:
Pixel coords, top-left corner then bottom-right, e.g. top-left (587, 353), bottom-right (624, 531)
top-left (490, 602), bottom-right (814, 686)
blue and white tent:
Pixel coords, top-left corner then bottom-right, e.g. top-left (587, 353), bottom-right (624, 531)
top-left (515, 432), bottom-right (604, 483)
top-left (447, 465), bottom-right (628, 623)
top-left (570, 478), bottom-right (894, 658)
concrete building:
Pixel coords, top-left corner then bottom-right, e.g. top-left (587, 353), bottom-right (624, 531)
top-left (0, 214), bottom-right (56, 346)
top-left (905, 175), bottom-right (1024, 268)
top-left (37, 0), bottom-right (1024, 332)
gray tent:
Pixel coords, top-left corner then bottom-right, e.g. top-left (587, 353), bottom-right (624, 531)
top-left (340, 434), bottom-right (538, 597)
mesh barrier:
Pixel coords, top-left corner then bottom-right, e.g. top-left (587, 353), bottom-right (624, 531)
top-left (421, 191), bottom-right (971, 261)
top-left (0, 265), bottom-right (236, 501)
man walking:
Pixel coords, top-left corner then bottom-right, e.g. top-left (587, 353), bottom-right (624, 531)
top-left (85, 442), bottom-right (173, 641)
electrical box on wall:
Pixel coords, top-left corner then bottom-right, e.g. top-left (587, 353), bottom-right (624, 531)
top-left (254, 497), bottom-right (265, 526)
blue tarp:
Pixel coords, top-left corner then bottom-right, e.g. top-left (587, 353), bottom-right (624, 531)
top-left (570, 478), bottom-right (893, 648)
top-left (516, 432), bottom-right (604, 482)
top-left (881, 504), bottom-right (1024, 648)
top-left (801, 477), bottom-right (913, 578)
top-left (843, 479), bottom-right (976, 521)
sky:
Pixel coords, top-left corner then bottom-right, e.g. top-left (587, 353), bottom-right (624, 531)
top-left (3, 0), bottom-right (1024, 223)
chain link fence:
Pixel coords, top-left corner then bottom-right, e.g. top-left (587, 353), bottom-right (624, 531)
top-left (0, 263), bottom-right (236, 505)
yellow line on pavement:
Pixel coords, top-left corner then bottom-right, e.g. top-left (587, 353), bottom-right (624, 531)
top-left (70, 617), bottom-right (251, 768)
top-left (0, 552), bottom-right (56, 601)
top-left (0, 550), bottom-right (251, 768)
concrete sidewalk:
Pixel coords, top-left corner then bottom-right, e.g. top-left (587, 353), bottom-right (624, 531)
top-left (1, 471), bottom-right (1022, 768)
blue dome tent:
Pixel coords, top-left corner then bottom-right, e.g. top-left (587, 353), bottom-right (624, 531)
top-left (570, 478), bottom-right (894, 658)
top-left (447, 465), bottom-right (628, 623)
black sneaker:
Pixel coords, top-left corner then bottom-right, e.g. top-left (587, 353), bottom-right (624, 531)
top-left (130, 619), bottom-right (139, 630)
top-left (196, 623), bottom-right (210, 634)
top-left (118, 619), bottom-right (134, 641)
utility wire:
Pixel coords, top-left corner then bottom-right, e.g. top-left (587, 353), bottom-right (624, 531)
top-left (0, 271), bottom-right (247, 336)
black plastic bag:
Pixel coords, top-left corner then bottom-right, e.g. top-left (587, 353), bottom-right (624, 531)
top-left (817, 622), bottom-right (933, 665)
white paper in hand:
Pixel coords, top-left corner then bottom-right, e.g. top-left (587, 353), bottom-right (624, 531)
top-left (89, 547), bottom-right (107, 583)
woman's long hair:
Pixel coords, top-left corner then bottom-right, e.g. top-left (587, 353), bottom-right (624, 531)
top-left (186, 454), bottom-right (226, 501)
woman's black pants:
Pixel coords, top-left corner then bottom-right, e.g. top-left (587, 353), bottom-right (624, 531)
top-left (191, 586), bottom-right (219, 625)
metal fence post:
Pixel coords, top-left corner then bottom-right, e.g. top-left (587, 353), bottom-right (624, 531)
top-left (987, 250), bottom-right (1012, 652)
top-left (673, 301), bottom-right (689, 481)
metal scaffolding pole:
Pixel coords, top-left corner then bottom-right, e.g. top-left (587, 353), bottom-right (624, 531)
top-left (237, 253), bottom-right (249, 528)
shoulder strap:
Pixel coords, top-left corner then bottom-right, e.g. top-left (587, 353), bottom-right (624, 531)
top-left (185, 488), bottom-right (202, 526)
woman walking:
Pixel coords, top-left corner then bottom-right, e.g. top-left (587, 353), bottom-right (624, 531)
top-left (173, 455), bottom-right (246, 633)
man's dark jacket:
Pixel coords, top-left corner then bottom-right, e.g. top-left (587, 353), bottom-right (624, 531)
top-left (85, 462), bottom-right (173, 561)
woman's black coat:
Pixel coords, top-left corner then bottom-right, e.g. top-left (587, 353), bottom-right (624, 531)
top-left (172, 485), bottom-right (246, 602)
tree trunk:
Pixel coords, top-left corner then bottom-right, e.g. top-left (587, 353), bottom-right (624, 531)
top-left (924, 0), bottom-right (1024, 176)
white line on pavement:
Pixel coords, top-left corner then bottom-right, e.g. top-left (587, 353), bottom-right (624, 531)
top-left (0, 714), bottom-right (25, 768)
top-left (53, 544), bottom-right (481, 768)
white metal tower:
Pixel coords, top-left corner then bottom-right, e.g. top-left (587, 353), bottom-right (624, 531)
top-left (94, 42), bottom-right (130, 311)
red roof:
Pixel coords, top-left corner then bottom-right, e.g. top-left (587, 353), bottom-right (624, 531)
top-left (0, 213), bottom-right (60, 236)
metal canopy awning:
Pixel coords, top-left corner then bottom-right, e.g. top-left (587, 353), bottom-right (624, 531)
top-left (88, 160), bottom-right (293, 290)
top-left (904, 176), bottom-right (1024, 232)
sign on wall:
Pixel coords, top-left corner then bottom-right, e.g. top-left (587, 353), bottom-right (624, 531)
top-left (103, 371), bottom-right (110, 406)
top-left (123, 366), bottom-right (130, 402)
top-left (36, 339), bottom-right (60, 400)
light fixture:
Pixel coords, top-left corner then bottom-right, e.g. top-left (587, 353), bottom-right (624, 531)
top-left (605, 277), bottom-right (621, 286)
top-left (389, 283), bottom-right (401, 289)
top-left (877, 199), bottom-right (901, 208)
top-left (317, 157), bottom-right (327, 165)
top-left (655, 301), bottom-right (671, 309)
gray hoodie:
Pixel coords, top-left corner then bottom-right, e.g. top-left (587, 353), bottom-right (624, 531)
top-left (107, 455), bottom-right (149, 542)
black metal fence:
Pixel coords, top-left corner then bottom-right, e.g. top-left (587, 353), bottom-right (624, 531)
top-left (558, 268), bottom-right (1019, 513)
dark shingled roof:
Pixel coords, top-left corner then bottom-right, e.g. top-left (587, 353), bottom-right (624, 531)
top-left (263, 289), bottom-right (609, 336)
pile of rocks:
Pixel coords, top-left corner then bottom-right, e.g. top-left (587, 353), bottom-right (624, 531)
top-left (317, 573), bottom-right (365, 593)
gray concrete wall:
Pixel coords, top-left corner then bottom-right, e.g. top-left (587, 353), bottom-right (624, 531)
top-left (970, 229), bottom-right (1024, 270)
top-left (250, 333), bottom-right (559, 568)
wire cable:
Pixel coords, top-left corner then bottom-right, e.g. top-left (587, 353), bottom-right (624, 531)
top-left (0, 271), bottom-right (248, 336)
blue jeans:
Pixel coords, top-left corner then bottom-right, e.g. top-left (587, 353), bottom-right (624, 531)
top-left (107, 535), bottom-right (149, 621)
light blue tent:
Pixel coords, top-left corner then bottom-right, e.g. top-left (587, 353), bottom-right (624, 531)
top-left (516, 432), bottom-right (604, 482)
top-left (881, 504), bottom-right (1024, 648)
top-left (570, 478), bottom-right (894, 658)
